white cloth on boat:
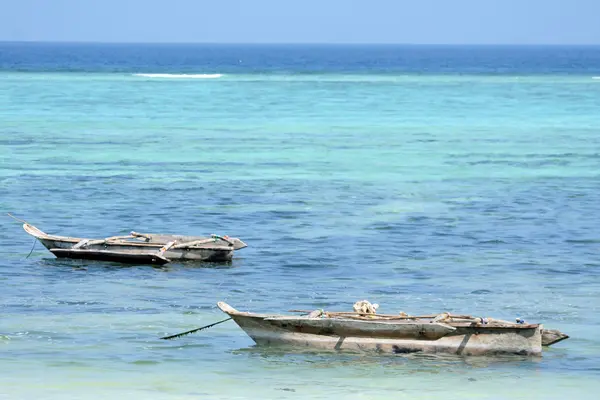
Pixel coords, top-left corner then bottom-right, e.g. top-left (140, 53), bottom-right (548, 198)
top-left (353, 300), bottom-right (379, 314)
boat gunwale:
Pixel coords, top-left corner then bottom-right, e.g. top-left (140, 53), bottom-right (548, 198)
top-left (217, 302), bottom-right (540, 330)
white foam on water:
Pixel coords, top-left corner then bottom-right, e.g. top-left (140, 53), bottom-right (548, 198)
top-left (592, 76), bottom-right (600, 80)
top-left (132, 73), bottom-right (223, 79)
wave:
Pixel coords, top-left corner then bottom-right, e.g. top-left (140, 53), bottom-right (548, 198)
top-left (132, 73), bottom-right (223, 79)
top-left (593, 77), bottom-right (600, 80)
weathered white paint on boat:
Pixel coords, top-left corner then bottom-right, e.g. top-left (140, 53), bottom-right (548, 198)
top-left (217, 302), bottom-right (544, 356)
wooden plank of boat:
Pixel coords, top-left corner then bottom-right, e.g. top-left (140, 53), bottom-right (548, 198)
top-left (448, 322), bottom-right (540, 329)
top-left (263, 316), bottom-right (456, 340)
top-left (49, 248), bottom-right (170, 265)
top-left (290, 309), bottom-right (477, 320)
top-left (131, 231), bottom-right (248, 250)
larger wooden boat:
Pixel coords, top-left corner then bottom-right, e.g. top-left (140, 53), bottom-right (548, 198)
top-left (217, 302), bottom-right (568, 356)
top-left (22, 222), bottom-right (247, 265)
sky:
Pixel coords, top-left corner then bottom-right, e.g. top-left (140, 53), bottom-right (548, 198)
top-left (1, 0), bottom-right (600, 45)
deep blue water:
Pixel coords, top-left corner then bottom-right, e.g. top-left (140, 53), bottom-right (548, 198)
top-left (2, 42), bottom-right (600, 74)
top-left (1, 43), bottom-right (599, 399)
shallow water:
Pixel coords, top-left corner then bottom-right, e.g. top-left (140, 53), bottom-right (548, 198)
top-left (1, 44), bottom-right (600, 399)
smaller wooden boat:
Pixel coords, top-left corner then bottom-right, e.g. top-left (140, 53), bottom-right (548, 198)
top-left (21, 220), bottom-right (247, 265)
top-left (217, 302), bottom-right (569, 357)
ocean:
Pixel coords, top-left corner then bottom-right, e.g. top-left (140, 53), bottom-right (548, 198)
top-left (1, 43), bottom-right (599, 399)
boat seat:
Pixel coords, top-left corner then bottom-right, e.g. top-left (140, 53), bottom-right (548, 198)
top-left (72, 239), bottom-right (90, 249)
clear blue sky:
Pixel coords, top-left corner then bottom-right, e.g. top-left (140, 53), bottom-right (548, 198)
top-left (2, 0), bottom-right (600, 44)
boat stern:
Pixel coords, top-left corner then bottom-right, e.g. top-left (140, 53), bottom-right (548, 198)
top-left (542, 328), bottom-right (569, 347)
top-left (231, 238), bottom-right (247, 250)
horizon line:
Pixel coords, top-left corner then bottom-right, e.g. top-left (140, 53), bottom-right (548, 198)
top-left (2, 40), bottom-right (600, 47)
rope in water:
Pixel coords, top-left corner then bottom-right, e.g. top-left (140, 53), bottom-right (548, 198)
top-left (25, 238), bottom-right (36, 259)
top-left (7, 214), bottom-right (38, 259)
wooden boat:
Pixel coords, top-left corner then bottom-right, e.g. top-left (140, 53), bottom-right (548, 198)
top-left (22, 222), bottom-right (247, 265)
top-left (217, 302), bottom-right (569, 357)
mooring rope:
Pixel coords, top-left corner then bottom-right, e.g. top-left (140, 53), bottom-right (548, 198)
top-left (25, 238), bottom-right (36, 259)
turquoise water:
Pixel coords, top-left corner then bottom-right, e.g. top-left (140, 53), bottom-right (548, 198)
top-left (1, 45), bottom-right (600, 399)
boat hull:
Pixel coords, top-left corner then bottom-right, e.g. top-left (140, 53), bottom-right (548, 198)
top-left (218, 303), bottom-right (543, 357)
top-left (38, 237), bottom-right (234, 262)
top-left (51, 248), bottom-right (170, 265)
top-left (23, 223), bottom-right (245, 263)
